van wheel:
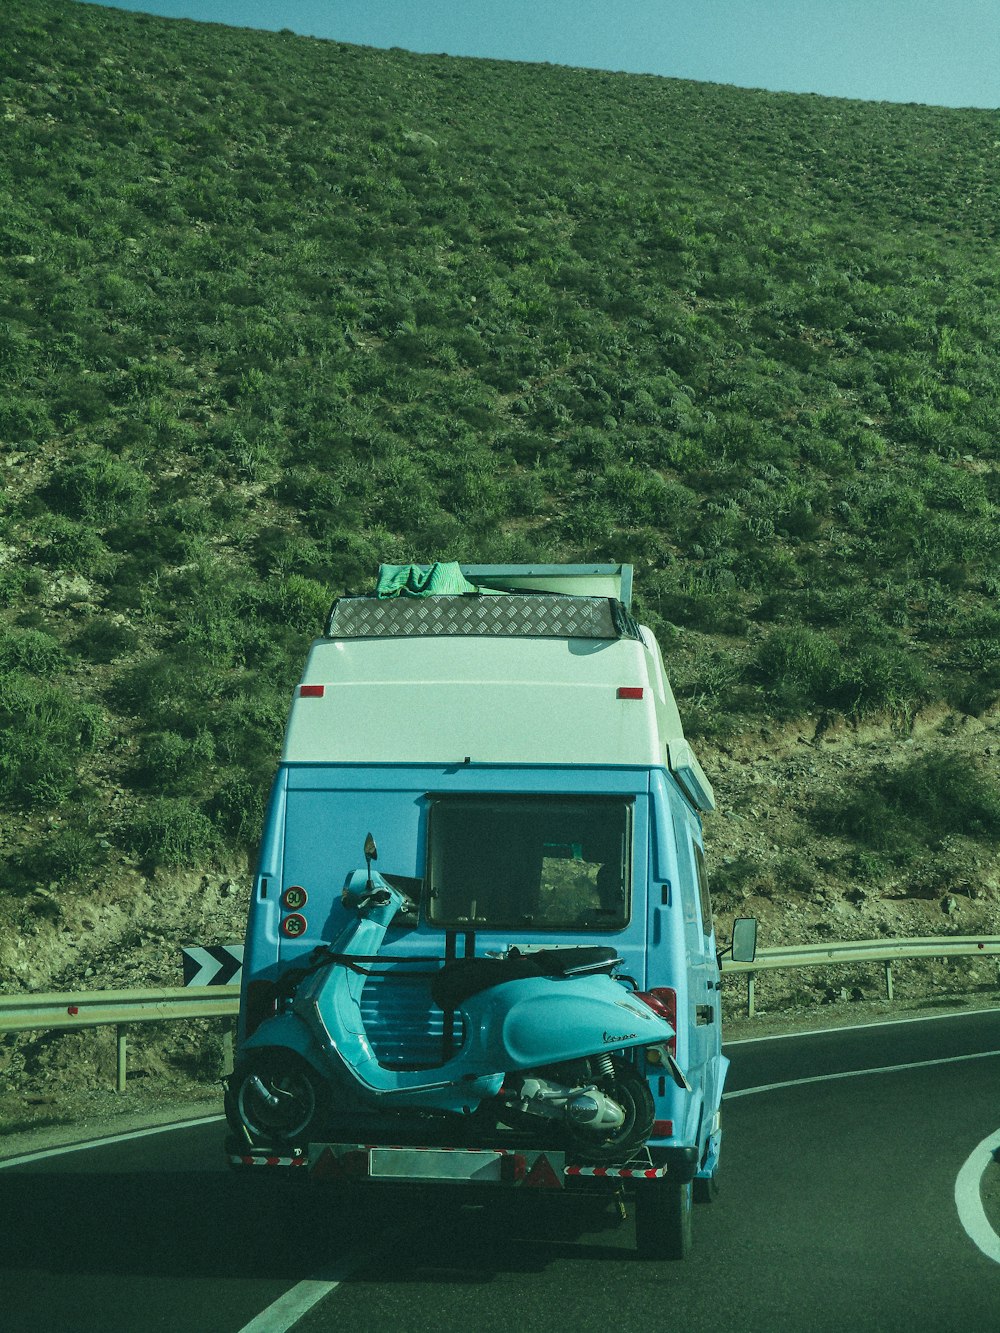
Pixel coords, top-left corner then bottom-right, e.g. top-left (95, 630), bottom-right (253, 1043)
top-left (226, 1049), bottom-right (329, 1147)
top-left (693, 1169), bottom-right (719, 1203)
top-left (635, 1180), bottom-right (693, 1260)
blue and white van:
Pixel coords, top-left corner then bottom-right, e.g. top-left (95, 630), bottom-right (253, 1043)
top-left (231, 563), bottom-right (749, 1258)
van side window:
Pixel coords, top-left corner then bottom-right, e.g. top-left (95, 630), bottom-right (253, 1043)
top-left (693, 842), bottom-right (713, 939)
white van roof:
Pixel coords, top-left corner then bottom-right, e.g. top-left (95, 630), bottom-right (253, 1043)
top-left (282, 573), bottom-right (714, 812)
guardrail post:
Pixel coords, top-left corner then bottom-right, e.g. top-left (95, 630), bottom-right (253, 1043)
top-left (116, 1026), bottom-right (127, 1093)
top-left (884, 961), bottom-right (894, 1002)
top-left (747, 972), bottom-right (756, 1019)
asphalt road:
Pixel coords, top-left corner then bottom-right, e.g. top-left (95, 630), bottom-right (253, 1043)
top-left (3, 1009), bottom-right (999, 1333)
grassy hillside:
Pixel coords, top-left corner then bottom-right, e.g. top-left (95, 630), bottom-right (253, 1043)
top-left (1, 0), bottom-right (999, 1006)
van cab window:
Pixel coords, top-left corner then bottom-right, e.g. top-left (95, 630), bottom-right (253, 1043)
top-left (426, 795), bottom-right (631, 932)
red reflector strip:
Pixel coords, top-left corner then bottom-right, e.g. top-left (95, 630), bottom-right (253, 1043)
top-left (652, 1119), bottom-right (674, 1138)
top-left (565, 1164), bottom-right (668, 1179)
top-left (298, 684), bottom-right (325, 697)
top-left (616, 686), bottom-right (644, 699)
top-left (229, 1154), bottom-right (308, 1168)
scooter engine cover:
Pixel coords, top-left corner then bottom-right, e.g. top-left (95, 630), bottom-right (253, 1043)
top-left (472, 975), bottom-right (673, 1069)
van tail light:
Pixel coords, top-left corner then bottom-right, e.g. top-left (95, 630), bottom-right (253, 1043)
top-left (244, 980), bottom-right (277, 1039)
top-left (634, 987), bottom-right (677, 1055)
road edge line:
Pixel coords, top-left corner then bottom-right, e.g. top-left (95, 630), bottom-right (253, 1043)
top-left (955, 1127), bottom-right (1000, 1266)
top-left (0, 1114), bottom-right (225, 1169)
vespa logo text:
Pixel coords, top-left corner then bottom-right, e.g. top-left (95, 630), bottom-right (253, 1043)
top-left (603, 1031), bottom-right (637, 1045)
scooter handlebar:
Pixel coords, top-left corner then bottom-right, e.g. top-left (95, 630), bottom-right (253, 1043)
top-left (341, 868), bottom-right (409, 920)
top-left (358, 888), bottom-right (392, 909)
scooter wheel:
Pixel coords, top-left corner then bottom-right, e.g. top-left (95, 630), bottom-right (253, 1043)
top-left (566, 1056), bottom-right (654, 1164)
top-left (227, 1048), bottom-right (329, 1147)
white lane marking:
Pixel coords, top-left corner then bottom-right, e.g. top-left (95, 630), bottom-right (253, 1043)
top-left (237, 1252), bottom-right (363, 1333)
top-left (724, 1006), bottom-right (1000, 1047)
top-left (955, 1128), bottom-right (1000, 1266)
top-left (726, 1047), bottom-right (1000, 1099)
top-left (0, 1114), bottom-right (225, 1169)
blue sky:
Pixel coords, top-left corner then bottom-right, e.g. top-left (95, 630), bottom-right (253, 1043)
top-left (84, 0), bottom-right (1000, 108)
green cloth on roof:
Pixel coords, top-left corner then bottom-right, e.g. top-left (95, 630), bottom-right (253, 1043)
top-left (376, 561), bottom-right (478, 598)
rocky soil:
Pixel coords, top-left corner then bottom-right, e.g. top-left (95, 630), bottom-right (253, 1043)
top-left (2, 701), bottom-right (998, 1145)
top-left (705, 701), bottom-right (1000, 1015)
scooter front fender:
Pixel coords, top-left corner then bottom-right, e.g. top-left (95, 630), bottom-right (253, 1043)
top-left (239, 1013), bottom-right (327, 1079)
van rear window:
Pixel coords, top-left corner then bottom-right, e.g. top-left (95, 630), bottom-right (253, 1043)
top-left (425, 795), bottom-right (631, 932)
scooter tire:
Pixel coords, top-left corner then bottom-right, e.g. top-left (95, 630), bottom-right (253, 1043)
top-left (227, 1048), bottom-right (330, 1148)
top-left (565, 1056), bottom-right (654, 1164)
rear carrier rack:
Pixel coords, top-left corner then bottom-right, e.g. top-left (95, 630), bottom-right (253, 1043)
top-left (227, 1141), bottom-right (671, 1184)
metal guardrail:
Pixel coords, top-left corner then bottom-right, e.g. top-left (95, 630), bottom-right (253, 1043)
top-left (3, 935), bottom-right (998, 1089)
top-left (721, 935), bottom-right (1000, 1016)
top-left (0, 986), bottom-right (239, 1093)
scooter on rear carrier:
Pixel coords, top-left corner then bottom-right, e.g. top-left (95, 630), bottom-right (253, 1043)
top-left (226, 836), bottom-right (681, 1165)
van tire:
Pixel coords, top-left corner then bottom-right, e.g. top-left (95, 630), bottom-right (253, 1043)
top-left (635, 1179), bottom-right (693, 1260)
top-left (693, 1169), bottom-right (719, 1203)
top-left (226, 1048), bottom-right (329, 1148)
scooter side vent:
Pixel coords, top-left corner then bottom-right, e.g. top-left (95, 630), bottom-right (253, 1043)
top-left (360, 967), bottom-right (465, 1068)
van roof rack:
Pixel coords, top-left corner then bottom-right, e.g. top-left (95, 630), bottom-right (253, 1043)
top-left (377, 563), bottom-right (634, 608)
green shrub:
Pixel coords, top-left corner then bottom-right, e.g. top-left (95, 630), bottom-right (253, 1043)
top-left (594, 465), bottom-right (698, 532)
top-left (13, 824), bottom-right (107, 887)
top-left (0, 672), bottom-right (104, 806)
top-left (70, 618), bottom-right (140, 664)
top-left (133, 728), bottom-right (215, 793)
top-left (835, 637), bottom-right (929, 715)
top-left (208, 771), bottom-right (266, 846)
top-left (43, 453), bottom-right (149, 525)
top-left (33, 515), bottom-right (116, 576)
top-left (815, 753), bottom-right (1000, 863)
top-left (752, 626), bottom-right (842, 714)
top-left (751, 625), bottom-right (928, 718)
top-left (269, 573), bottom-right (330, 634)
top-left (0, 625), bottom-right (66, 675)
top-left (124, 797), bottom-right (220, 868)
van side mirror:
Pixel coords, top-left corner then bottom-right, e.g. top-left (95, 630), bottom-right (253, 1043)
top-left (731, 916), bottom-right (757, 964)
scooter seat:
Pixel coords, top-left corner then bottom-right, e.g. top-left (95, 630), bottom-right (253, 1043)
top-left (525, 946), bottom-right (623, 977)
top-left (431, 946), bottom-right (621, 1012)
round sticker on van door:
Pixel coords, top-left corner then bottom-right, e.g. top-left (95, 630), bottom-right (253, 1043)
top-left (282, 886), bottom-right (308, 910)
top-left (281, 913), bottom-right (307, 938)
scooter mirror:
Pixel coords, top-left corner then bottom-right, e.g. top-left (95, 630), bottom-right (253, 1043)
top-left (364, 833), bottom-right (378, 863)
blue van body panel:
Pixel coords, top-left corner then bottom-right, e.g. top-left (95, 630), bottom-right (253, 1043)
top-left (240, 757), bottom-right (725, 1169)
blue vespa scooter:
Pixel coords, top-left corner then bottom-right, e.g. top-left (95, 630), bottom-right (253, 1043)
top-left (227, 837), bottom-right (678, 1163)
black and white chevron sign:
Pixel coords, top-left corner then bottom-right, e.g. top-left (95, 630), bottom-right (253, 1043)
top-left (182, 945), bottom-right (244, 987)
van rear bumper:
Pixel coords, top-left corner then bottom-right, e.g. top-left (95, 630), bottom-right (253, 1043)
top-left (648, 1144), bottom-right (699, 1181)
